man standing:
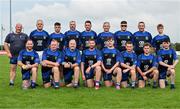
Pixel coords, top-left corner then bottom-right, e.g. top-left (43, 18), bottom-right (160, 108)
top-left (29, 19), bottom-right (49, 60)
top-left (4, 23), bottom-right (28, 86)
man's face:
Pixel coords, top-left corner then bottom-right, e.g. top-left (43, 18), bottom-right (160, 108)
top-left (85, 23), bottom-right (91, 31)
top-left (26, 40), bottom-right (33, 50)
top-left (162, 42), bottom-right (170, 49)
top-left (143, 46), bottom-right (150, 54)
top-left (89, 40), bottom-right (95, 49)
top-left (36, 21), bottom-right (44, 30)
top-left (121, 24), bottom-right (127, 31)
top-left (107, 39), bottom-right (114, 47)
top-left (126, 44), bottom-right (133, 52)
top-left (54, 25), bottom-right (61, 33)
top-left (50, 41), bottom-right (58, 51)
top-left (138, 23), bottom-right (145, 32)
top-left (103, 23), bottom-right (110, 32)
top-left (70, 22), bottom-right (76, 30)
top-left (15, 24), bottom-right (22, 33)
top-left (69, 40), bottom-right (76, 50)
top-left (158, 27), bottom-right (164, 34)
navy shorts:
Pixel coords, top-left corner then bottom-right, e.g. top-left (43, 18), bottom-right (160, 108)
top-left (42, 67), bottom-right (53, 84)
top-left (63, 68), bottom-right (74, 84)
top-left (84, 68), bottom-right (95, 80)
top-left (10, 56), bottom-right (18, 64)
top-left (121, 71), bottom-right (130, 82)
top-left (21, 69), bottom-right (31, 80)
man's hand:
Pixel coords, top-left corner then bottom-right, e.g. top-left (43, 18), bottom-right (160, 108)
top-left (64, 63), bottom-right (71, 68)
top-left (143, 76), bottom-right (147, 80)
top-left (54, 63), bottom-right (59, 67)
top-left (7, 52), bottom-right (12, 58)
top-left (86, 66), bottom-right (91, 74)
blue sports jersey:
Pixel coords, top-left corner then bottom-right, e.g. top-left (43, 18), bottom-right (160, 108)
top-left (157, 48), bottom-right (178, 69)
top-left (114, 30), bottom-right (133, 52)
top-left (137, 53), bottom-right (157, 72)
top-left (42, 48), bottom-right (62, 63)
top-left (18, 49), bottom-right (40, 65)
top-left (49, 32), bottom-right (65, 50)
top-left (98, 32), bottom-right (114, 49)
top-left (81, 30), bottom-right (97, 49)
top-left (102, 48), bottom-right (120, 69)
top-left (62, 48), bottom-right (81, 65)
top-left (152, 34), bottom-right (170, 51)
top-left (133, 31), bottom-right (152, 55)
top-left (82, 48), bottom-right (102, 69)
top-left (29, 29), bottom-right (49, 51)
top-left (64, 30), bottom-right (81, 47)
top-left (120, 51), bottom-right (137, 67)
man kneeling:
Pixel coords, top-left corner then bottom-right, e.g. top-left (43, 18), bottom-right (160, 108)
top-left (41, 40), bottom-right (61, 89)
top-left (18, 39), bottom-right (40, 89)
top-left (137, 43), bottom-right (159, 88)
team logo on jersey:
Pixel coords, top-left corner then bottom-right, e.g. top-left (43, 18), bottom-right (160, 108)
top-left (60, 38), bottom-right (63, 41)
top-left (91, 36), bottom-right (94, 39)
top-left (127, 36), bottom-right (130, 39)
top-left (73, 57), bottom-right (76, 61)
top-left (43, 36), bottom-right (46, 39)
top-left (76, 35), bottom-right (79, 38)
top-left (139, 41), bottom-right (144, 47)
top-left (31, 57), bottom-right (34, 60)
top-left (94, 55), bottom-right (96, 59)
top-left (112, 54), bottom-right (115, 57)
top-left (145, 36), bottom-right (149, 40)
top-left (144, 65), bottom-right (149, 71)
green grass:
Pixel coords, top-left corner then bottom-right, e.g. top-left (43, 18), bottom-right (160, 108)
top-left (0, 56), bottom-right (180, 109)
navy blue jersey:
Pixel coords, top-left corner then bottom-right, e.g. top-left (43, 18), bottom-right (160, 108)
top-left (80, 30), bottom-right (97, 49)
top-left (49, 32), bottom-right (65, 50)
top-left (64, 30), bottom-right (81, 47)
top-left (152, 34), bottom-right (170, 51)
top-left (137, 54), bottom-right (157, 72)
top-left (82, 48), bottom-right (102, 69)
top-left (157, 48), bottom-right (178, 70)
top-left (120, 51), bottom-right (137, 67)
top-left (98, 32), bottom-right (114, 49)
top-left (102, 48), bottom-right (120, 69)
top-left (133, 31), bottom-right (152, 55)
top-left (62, 48), bottom-right (81, 65)
top-left (42, 48), bottom-right (62, 63)
top-left (29, 29), bottom-right (49, 51)
top-left (114, 30), bottom-right (133, 52)
top-left (18, 49), bottom-right (40, 65)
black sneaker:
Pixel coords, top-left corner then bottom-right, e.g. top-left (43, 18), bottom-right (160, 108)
top-left (73, 83), bottom-right (79, 88)
top-left (170, 84), bottom-right (175, 90)
top-left (165, 80), bottom-right (169, 86)
top-left (31, 83), bottom-right (36, 89)
top-left (9, 82), bottom-right (14, 87)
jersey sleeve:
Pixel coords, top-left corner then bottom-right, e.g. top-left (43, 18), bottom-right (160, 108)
top-left (97, 49), bottom-right (102, 61)
top-left (157, 50), bottom-right (163, 62)
top-left (81, 50), bottom-right (85, 63)
top-left (42, 50), bottom-right (47, 61)
top-left (136, 55), bottom-right (141, 67)
top-left (4, 34), bottom-right (11, 43)
top-left (76, 50), bottom-right (81, 65)
top-left (172, 49), bottom-right (178, 60)
top-left (56, 52), bottom-right (62, 64)
top-left (152, 55), bottom-right (158, 67)
top-left (133, 53), bottom-right (137, 65)
top-left (17, 50), bottom-right (24, 61)
top-left (34, 51), bottom-right (40, 64)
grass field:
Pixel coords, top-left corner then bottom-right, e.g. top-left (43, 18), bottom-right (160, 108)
top-left (0, 56), bottom-right (180, 109)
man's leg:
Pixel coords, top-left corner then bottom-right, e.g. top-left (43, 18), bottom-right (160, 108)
top-left (152, 69), bottom-right (159, 88)
top-left (113, 67), bottom-right (122, 89)
top-left (168, 69), bottom-right (176, 89)
top-left (73, 66), bottom-right (80, 88)
top-left (130, 69), bottom-right (136, 88)
top-left (52, 66), bottom-right (60, 88)
top-left (31, 67), bottom-right (38, 88)
top-left (94, 66), bottom-right (101, 89)
top-left (138, 80), bottom-right (145, 88)
top-left (9, 64), bottom-right (17, 86)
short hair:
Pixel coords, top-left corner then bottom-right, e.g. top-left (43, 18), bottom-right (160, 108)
top-left (103, 21), bottom-right (110, 25)
top-left (69, 20), bottom-right (76, 24)
top-left (143, 43), bottom-right (151, 48)
top-left (138, 21), bottom-right (145, 25)
top-left (107, 37), bottom-right (114, 41)
top-left (51, 39), bottom-right (59, 44)
top-left (88, 38), bottom-right (95, 42)
top-left (121, 21), bottom-right (127, 24)
top-left (54, 22), bottom-right (61, 26)
top-left (36, 19), bottom-right (43, 24)
top-left (157, 24), bottom-right (164, 29)
top-left (85, 20), bottom-right (91, 24)
top-left (125, 41), bottom-right (133, 45)
top-left (26, 39), bottom-right (33, 44)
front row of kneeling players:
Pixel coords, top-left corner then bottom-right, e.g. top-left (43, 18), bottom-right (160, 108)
top-left (17, 37), bottom-right (178, 90)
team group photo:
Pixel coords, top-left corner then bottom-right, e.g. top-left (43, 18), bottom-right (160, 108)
top-left (0, 0), bottom-right (180, 108)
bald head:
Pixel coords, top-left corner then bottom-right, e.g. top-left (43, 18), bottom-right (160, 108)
top-left (36, 19), bottom-right (44, 31)
top-left (15, 23), bottom-right (23, 34)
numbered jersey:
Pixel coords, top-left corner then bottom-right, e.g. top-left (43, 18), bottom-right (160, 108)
top-left (64, 30), bottom-right (81, 47)
top-left (98, 32), bottom-right (114, 49)
top-left (133, 31), bottom-right (152, 55)
top-left (102, 48), bottom-right (120, 69)
top-left (137, 54), bottom-right (157, 72)
top-left (49, 32), bottom-right (65, 50)
top-left (18, 49), bottom-right (40, 65)
top-left (157, 48), bottom-right (178, 71)
top-left (114, 31), bottom-right (133, 52)
top-left (81, 30), bottom-right (97, 49)
top-left (152, 34), bottom-right (170, 51)
top-left (42, 48), bottom-right (62, 63)
top-left (30, 30), bottom-right (49, 51)
top-left (82, 48), bottom-right (102, 69)
top-left (62, 48), bottom-right (81, 65)
top-left (120, 51), bottom-right (137, 69)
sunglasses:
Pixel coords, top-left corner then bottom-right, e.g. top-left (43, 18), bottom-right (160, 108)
top-left (121, 25), bottom-right (127, 27)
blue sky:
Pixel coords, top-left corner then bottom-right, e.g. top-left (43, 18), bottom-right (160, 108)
top-left (0, 0), bottom-right (180, 44)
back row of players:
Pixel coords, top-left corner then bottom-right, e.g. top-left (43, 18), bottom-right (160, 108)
top-left (4, 20), bottom-right (178, 90)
